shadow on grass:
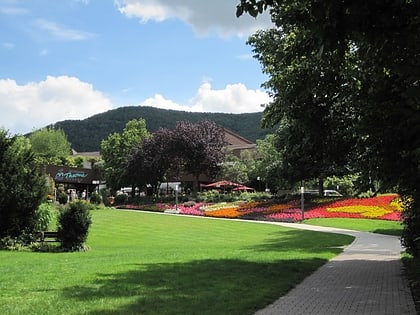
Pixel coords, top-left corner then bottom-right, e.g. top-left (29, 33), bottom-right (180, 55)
top-left (373, 228), bottom-right (402, 237)
top-left (59, 228), bottom-right (354, 314)
top-left (61, 258), bottom-right (327, 315)
top-left (250, 228), bottom-right (354, 255)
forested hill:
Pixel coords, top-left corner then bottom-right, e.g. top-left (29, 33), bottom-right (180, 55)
top-left (51, 106), bottom-right (273, 152)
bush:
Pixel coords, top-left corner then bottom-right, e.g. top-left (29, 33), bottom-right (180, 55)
top-left (57, 192), bottom-right (68, 205)
top-left (57, 201), bottom-right (92, 251)
top-left (0, 228), bottom-right (37, 250)
top-left (401, 195), bottom-right (420, 257)
top-left (89, 192), bottom-right (102, 205)
top-left (197, 190), bottom-right (221, 203)
top-left (35, 202), bottom-right (57, 231)
top-left (197, 190), bottom-right (271, 203)
top-left (0, 131), bottom-right (47, 239)
top-left (114, 194), bottom-right (128, 206)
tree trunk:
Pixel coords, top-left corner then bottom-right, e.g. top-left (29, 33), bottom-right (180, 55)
top-left (318, 177), bottom-right (324, 197)
top-left (192, 174), bottom-right (200, 196)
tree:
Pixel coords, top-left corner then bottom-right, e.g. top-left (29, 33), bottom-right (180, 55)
top-left (237, 0), bottom-right (420, 255)
top-left (101, 119), bottom-right (150, 192)
top-left (29, 127), bottom-right (71, 165)
top-left (253, 133), bottom-right (288, 192)
top-left (246, 23), bottom-right (357, 193)
top-left (126, 120), bottom-right (226, 195)
top-left (217, 150), bottom-right (254, 184)
top-left (172, 120), bottom-right (226, 193)
top-left (126, 128), bottom-right (175, 195)
top-left (0, 129), bottom-right (46, 239)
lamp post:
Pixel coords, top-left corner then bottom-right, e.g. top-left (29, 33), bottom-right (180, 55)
top-left (175, 184), bottom-right (179, 213)
top-left (300, 184), bottom-right (305, 221)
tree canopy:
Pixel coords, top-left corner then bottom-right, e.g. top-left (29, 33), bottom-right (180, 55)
top-left (0, 129), bottom-right (46, 238)
top-left (126, 128), bottom-right (174, 194)
top-left (29, 127), bottom-right (71, 165)
top-left (237, 0), bottom-right (420, 255)
top-left (100, 119), bottom-right (150, 192)
top-left (127, 120), bottom-right (226, 194)
top-left (172, 120), bottom-right (226, 190)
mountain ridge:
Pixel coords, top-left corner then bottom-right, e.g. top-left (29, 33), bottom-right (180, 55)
top-left (51, 105), bottom-right (273, 152)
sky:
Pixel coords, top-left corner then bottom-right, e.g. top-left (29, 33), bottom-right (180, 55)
top-left (0, 0), bottom-right (273, 135)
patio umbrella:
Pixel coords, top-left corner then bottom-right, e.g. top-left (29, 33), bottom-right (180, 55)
top-left (233, 185), bottom-right (255, 191)
top-left (201, 180), bottom-right (241, 188)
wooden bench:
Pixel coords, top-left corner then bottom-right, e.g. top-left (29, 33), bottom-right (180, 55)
top-left (38, 231), bottom-right (59, 243)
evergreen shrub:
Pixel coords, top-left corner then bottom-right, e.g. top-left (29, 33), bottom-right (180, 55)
top-left (89, 192), bottom-right (101, 205)
top-left (57, 193), bottom-right (68, 205)
top-left (57, 201), bottom-right (92, 251)
top-left (114, 194), bottom-right (128, 206)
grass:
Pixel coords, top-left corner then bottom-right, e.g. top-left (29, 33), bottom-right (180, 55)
top-left (304, 218), bottom-right (403, 236)
top-left (0, 208), bottom-right (354, 315)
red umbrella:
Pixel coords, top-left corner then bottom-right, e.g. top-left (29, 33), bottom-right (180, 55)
top-left (201, 180), bottom-right (241, 188)
top-left (233, 185), bottom-right (255, 191)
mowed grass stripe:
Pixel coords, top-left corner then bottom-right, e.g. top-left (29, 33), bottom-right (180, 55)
top-left (0, 208), bottom-right (353, 315)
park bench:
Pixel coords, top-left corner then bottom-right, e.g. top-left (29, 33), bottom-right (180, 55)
top-left (38, 231), bottom-right (59, 243)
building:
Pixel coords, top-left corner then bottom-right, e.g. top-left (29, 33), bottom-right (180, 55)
top-left (223, 128), bottom-right (256, 157)
top-left (44, 164), bottom-right (103, 199)
top-left (61, 127), bottom-right (256, 193)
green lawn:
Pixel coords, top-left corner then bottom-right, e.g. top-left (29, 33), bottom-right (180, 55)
top-left (305, 218), bottom-right (403, 236)
top-left (0, 208), bottom-right (353, 315)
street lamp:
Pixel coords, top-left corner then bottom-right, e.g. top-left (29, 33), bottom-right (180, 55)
top-left (175, 184), bottom-right (179, 213)
top-left (300, 185), bottom-right (305, 221)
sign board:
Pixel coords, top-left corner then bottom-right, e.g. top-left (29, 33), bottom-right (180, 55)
top-left (45, 165), bottom-right (101, 184)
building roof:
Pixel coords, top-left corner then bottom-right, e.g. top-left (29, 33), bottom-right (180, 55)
top-left (223, 128), bottom-right (256, 155)
top-left (71, 128), bottom-right (256, 158)
top-left (223, 128), bottom-right (254, 146)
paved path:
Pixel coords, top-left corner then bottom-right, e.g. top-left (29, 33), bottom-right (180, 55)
top-left (254, 222), bottom-right (417, 315)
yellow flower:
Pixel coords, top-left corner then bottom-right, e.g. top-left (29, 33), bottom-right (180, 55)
top-left (390, 196), bottom-right (413, 212)
top-left (327, 206), bottom-right (392, 218)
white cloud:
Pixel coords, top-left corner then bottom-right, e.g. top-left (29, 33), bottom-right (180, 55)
top-left (0, 77), bottom-right (270, 136)
top-left (35, 19), bottom-right (93, 41)
top-left (1, 42), bottom-right (15, 49)
top-left (39, 49), bottom-right (49, 56)
top-left (0, 7), bottom-right (29, 16)
top-left (115, 0), bottom-right (272, 38)
top-left (141, 82), bottom-right (271, 113)
top-left (0, 76), bottom-right (113, 135)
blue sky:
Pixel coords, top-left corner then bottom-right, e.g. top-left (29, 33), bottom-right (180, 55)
top-left (0, 0), bottom-right (272, 135)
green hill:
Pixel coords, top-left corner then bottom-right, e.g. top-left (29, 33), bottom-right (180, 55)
top-left (51, 106), bottom-right (273, 152)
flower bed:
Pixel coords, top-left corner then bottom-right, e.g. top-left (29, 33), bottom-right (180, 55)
top-left (119, 194), bottom-right (403, 223)
top-left (265, 194), bottom-right (401, 222)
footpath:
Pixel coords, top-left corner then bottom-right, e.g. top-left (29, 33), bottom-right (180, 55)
top-left (254, 223), bottom-right (417, 315)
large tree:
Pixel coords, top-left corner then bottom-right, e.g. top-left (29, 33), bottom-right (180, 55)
top-left (217, 149), bottom-right (255, 185)
top-left (253, 133), bottom-right (286, 192)
top-left (237, 0), bottom-right (420, 255)
top-left (126, 120), bottom-right (226, 195)
top-left (172, 120), bottom-right (226, 193)
top-left (126, 128), bottom-right (175, 194)
top-left (100, 119), bottom-right (150, 192)
top-left (0, 130), bottom-right (46, 239)
top-left (29, 127), bottom-right (71, 165)
top-left (245, 15), bottom-right (357, 193)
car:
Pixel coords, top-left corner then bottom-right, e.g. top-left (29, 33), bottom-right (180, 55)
top-left (324, 190), bottom-right (343, 197)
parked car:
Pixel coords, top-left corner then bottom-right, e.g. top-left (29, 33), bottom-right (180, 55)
top-left (323, 190), bottom-right (343, 197)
